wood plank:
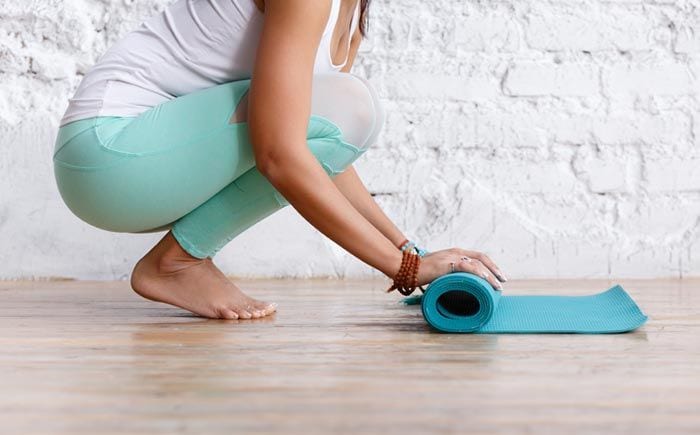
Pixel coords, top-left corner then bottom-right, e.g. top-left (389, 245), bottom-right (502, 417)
top-left (0, 277), bottom-right (697, 434)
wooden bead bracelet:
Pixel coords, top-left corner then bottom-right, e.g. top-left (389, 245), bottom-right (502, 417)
top-left (386, 249), bottom-right (424, 296)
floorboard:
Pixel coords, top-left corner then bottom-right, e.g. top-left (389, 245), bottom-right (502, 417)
top-left (0, 277), bottom-right (697, 434)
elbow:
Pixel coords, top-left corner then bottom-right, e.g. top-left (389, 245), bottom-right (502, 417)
top-left (257, 161), bottom-right (283, 183)
top-left (254, 148), bottom-right (297, 184)
top-left (250, 129), bottom-right (289, 179)
top-left (254, 153), bottom-right (276, 179)
top-left (249, 128), bottom-right (305, 182)
top-left (251, 137), bottom-right (283, 179)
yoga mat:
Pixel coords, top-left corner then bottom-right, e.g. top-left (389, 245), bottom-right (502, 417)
top-left (404, 272), bottom-right (647, 333)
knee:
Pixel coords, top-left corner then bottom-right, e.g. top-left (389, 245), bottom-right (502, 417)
top-left (348, 74), bottom-right (385, 151)
top-left (310, 72), bottom-right (385, 152)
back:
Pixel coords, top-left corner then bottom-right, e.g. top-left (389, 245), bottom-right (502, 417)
top-left (60, 0), bottom-right (359, 127)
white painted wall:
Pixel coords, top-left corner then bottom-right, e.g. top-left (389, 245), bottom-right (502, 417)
top-left (1, 0), bottom-right (698, 280)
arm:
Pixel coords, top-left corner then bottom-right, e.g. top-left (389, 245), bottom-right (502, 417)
top-left (334, 20), bottom-right (410, 250)
top-left (332, 165), bottom-right (407, 248)
top-left (247, 0), bottom-right (402, 277)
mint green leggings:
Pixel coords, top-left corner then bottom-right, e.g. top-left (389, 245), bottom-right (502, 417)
top-left (53, 73), bottom-right (385, 258)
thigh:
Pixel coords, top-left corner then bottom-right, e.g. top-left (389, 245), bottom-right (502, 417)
top-left (100, 78), bottom-right (252, 156)
top-left (54, 79), bottom-right (256, 233)
top-left (53, 74), bottom-right (371, 234)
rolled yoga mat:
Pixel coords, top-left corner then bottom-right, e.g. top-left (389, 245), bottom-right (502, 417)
top-left (405, 272), bottom-right (647, 333)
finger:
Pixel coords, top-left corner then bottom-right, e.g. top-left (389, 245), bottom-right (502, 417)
top-left (476, 252), bottom-right (507, 282)
top-left (459, 250), bottom-right (507, 282)
top-left (445, 258), bottom-right (459, 275)
top-left (457, 258), bottom-right (503, 291)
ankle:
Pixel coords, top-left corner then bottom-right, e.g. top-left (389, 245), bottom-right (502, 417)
top-left (159, 231), bottom-right (199, 258)
top-left (151, 231), bottom-right (206, 272)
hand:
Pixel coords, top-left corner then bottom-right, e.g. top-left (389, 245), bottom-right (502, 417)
top-left (417, 248), bottom-right (507, 291)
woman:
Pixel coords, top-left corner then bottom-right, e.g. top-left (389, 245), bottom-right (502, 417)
top-left (53, 0), bottom-right (508, 321)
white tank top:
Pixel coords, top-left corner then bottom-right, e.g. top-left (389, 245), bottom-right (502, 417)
top-left (59, 0), bottom-right (360, 127)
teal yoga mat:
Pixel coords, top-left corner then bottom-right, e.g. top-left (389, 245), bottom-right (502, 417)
top-left (404, 272), bottom-right (647, 333)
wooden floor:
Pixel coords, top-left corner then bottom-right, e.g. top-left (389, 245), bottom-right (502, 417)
top-left (0, 276), bottom-right (698, 434)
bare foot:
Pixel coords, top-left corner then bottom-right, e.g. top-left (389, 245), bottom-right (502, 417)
top-left (130, 231), bottom-right (277, 320)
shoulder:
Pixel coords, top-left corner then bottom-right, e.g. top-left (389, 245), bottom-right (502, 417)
top-left (258, 0), bottom-right (333, 46)
top-left (255, 0), bottom-right (332, 23)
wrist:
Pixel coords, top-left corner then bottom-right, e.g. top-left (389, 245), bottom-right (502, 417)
top-left (395, 237), bottom-right (410, 250)
top-left (398, 238), bottom-right (429, 257)
top-left (383, 249), bottom-right (403, 279)
top-left (386, 249), bottom-right (422, 295)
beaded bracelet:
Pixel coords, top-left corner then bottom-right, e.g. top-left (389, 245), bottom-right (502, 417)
top-left (398, 238), bottom-right (429, 258)
top-left (386, 249), bottom-right (423, 296)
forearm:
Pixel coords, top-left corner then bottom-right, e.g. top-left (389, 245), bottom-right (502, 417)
top-left (332, 164), bottom-right (406, 248)
top-left (338, 44), bottom-right (406, 248)
top-left (260, 150), bottom-right (402, 278)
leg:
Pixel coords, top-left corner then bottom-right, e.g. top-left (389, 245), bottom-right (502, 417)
top-left (170, 72), bottom-right (385, 258)
top-left (53, 72), bottom-right (384, 319)
top-left (132, 73), bottom-right (383, 319)
top-left (55, 80), bottom-right (273, 320)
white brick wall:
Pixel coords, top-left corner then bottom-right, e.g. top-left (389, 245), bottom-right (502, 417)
top-left (0, 0), bottom-right (698, 280)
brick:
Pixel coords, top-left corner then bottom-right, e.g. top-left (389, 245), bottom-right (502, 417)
top-left (604, 60), bottom-right (697, 98)
top-left (572, 147), bottom-right (636, 194)
top-left (645, 157), bottom-right (700, 192)
top-left (454, 12), bottom-right (519, 52)
top-left (526, 4), bottom-right (656, 51)
top-left (383, 72), bottom-right (500, 101)
top-left (471, 159), bottom-right (579, 194)
top-left (503, 62), bottom-right (600, 97)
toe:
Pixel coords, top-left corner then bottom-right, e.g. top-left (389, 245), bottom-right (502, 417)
top-left (217, 307), bottom-right (239, 320)
top-left (244, 304), bottom-right (262, 318)
top-left (236, 309), bottom-right (253, 320)
top-left (248, 303), bottom-right (266, 318)
top-left (262, 302), bottom-right (277, 316)
top-left (254, 300), bottom-right (270, 310)
top-left (254, 300), bottom-right (276, 315)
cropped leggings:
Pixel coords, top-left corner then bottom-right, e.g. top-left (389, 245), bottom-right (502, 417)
top-left (53, 73), bottom-right (385, 259)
